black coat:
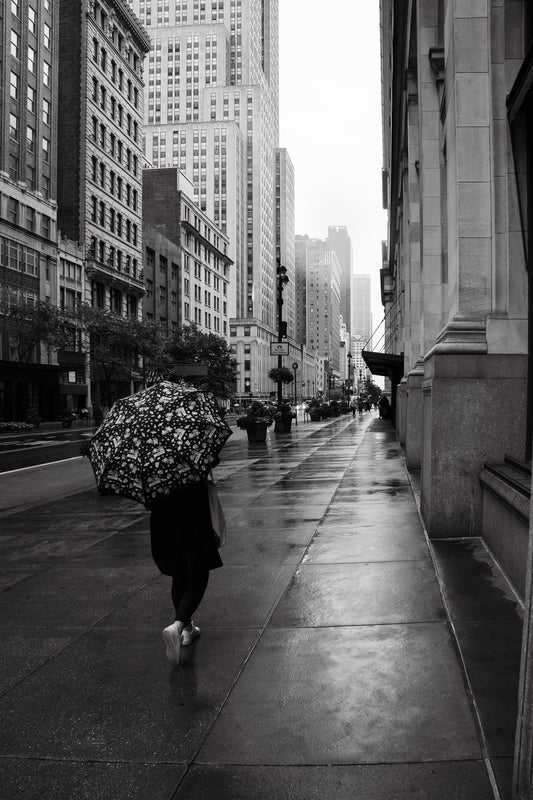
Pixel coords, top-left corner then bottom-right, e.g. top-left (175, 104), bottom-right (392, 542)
top-left (149, 482), bottom-right (223, 576)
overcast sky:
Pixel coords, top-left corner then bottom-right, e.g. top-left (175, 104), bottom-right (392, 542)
top-left (278, 1), bottom-right (387, 333)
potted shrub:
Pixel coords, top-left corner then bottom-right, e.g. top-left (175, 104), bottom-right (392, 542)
top-left (274, 402), bottom-right (293, 433)
top-left (236, 401), bottom-right (274, 442)
top-left (329, 400), bottom-right (340, 417)
top-left (307, 398), bottom-right (322, 421)
top-left (320, 402), bottom-right (331, 419)
top-left (59, 410), bottom-right (76, 428)
top-left (268, 366), bottom-right (294, 385)
top-left (26, 406), bottom-right (41, 429)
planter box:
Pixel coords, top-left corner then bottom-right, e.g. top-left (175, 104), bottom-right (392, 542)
top-left (274, 417), bottom-right (292, 433)
top-left (246, 421), bottom-right (268, 442)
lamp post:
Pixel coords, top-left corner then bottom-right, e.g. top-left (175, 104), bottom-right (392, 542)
top-left (347, 351), bottom-right (352, 398)
top-left (292, 361), bottom-right (298, 405)
top-left (276, 259), bottom-right (289, 407)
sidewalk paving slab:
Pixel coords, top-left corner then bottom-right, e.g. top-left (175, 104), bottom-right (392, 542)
top-left (0, 413), bottom-right (522, 799)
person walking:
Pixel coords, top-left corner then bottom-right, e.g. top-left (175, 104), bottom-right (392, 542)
top-left (150, 480), bottom-right (223, 666)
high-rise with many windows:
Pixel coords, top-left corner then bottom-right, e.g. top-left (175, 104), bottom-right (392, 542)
top-left (127, 0), bottom-right (286, 394)
top-left (57, 0), bottom-right (151, 319)
top-left (327, 226), bottom-right (352, 338)
top-left (352, 273), bottom-right (371, 339)
top-left (0, 0), bottom-right (61, 419)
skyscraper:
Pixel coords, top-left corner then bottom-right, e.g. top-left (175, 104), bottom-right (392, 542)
top-left (57, 0), bottom-right (150, 318)
top-left (327, 226), bottom-right (352, 337)
top-left (1, 0), bottom-right (61, 418)
top-left (305, 238), bottom-right (341, 374)
top-left (275, 148), bottom-right (295, 340)
top-left (127, 0), bottom-right (283, 358)
top-left (352, 273), bottom-right (371, 339)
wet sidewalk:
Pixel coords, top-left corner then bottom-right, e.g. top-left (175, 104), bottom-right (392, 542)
top-left (0, 414), bottom-right (522, 799)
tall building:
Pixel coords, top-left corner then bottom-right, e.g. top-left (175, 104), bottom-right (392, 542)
top-left (275, 148), bottom-right (295, 340)
top-left (127, 1), bottom-right (284, 386)
top-left (0, 0), bottom-right (61, 419)
top-left (352, 273), bottom-right (371, 339)
top-left (143, 167), bottom-right (231, 336)
top-left (327, 226), bottom-right (352, 338)
top-left (57, 0), bottom-right (150, 320)
top-left (305, 238), bottom-right (341, 375)
top-left (380, 5), bottom-right (533, 794)
top-left (294, 235), bottom-right (309, 346)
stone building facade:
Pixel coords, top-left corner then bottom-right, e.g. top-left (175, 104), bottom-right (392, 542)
top-left (379, 2), bottom-right (533, 795)
top-left (57, 0), bottom-right (150, 319)
top-left (0, 0), bottom-right (61, 420)
top-left (142, 167), bottom-right (231, 338)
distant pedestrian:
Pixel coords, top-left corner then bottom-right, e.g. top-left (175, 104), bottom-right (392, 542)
top-left (357, 397), bottom-right (364, 416)
top-left (378, 395), bottom-right (390, 419)
top-left (350, 397), bottom-right (357, 417)
top-left (150, 479), bottom-right (223, 666)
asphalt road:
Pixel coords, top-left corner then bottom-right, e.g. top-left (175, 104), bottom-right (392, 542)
top-left (0, 428), bottom-right (95, 473)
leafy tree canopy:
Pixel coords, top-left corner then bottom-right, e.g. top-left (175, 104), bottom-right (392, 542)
top-left (1, 291), bottom-right (74, 365)
top-left (162, 324), bottom-right (238, 399)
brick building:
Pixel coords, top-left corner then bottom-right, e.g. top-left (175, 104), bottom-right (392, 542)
top-left (0, 0), bottom-right (61, 420)
top-left (143, 168), bottom-right (231, 338)
top-left (57, 0), bottom-right (150, 320)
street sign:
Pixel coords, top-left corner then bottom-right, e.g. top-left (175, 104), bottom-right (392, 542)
top-left (270, 342), bottom-right (289, 356)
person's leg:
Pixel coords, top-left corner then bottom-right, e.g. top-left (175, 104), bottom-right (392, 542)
top-left (163, 561), bottom-right (189, 665)
top-left (174, 566), bottom-right (209, 629)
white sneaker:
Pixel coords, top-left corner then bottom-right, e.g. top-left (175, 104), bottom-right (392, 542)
top-left (181, 622), bottom-right (201, 646)
top-left (162, 621), bottom-right (183, 664)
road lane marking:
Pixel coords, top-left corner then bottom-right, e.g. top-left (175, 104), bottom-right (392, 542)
top-left (0, 456), bottom-right (84, 475)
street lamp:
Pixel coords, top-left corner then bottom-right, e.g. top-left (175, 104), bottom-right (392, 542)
top-left (347, 351), bottom-right (352, 397)
top-left (292, 361), bottom-right (298, 405)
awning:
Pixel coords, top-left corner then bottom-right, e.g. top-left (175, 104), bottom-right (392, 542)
top-left (362, 350), bottom-right (404, 380)
top-left (59, 383), bottom-right (88, 396)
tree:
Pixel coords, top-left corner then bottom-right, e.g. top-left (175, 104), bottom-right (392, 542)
top-left (162, 324), bottom-right (238, 399)
top-left (362, 376), bottom-right (382, 405)
top-left (0, 290), bottom-right (76, 419)
top-left (77, 305), bottom-right (164, 408)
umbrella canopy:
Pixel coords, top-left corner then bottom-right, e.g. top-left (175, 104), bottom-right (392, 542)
top-left (86, 381), bottom-right (232, 507)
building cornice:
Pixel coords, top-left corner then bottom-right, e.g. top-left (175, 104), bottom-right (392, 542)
top-left (181, 220), bottom-right (234, 265)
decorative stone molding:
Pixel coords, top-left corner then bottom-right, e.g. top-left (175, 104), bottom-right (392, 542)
top-left (428, 45), bottom-right (446, 123)
top-left (424, 320), bottom-right (488, 360)
top-left (428, 46), bottom-right (445, 81)
top-left (407, 360), bottom-right (425, 378)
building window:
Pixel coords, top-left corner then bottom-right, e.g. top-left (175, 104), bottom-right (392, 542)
top-left (27, 85), bottom-right (35, 113)
top-left (28, 6), bottom-right (36, 32)
top-left (42, 137), bottom-right (50, 162)
top-left (43, 23), bottom-right (51, 50)
top-left (25, 207), bottom-right (35, 231)
top-left (43, 62), bottom-right (51, 87)
top-left (41, 214), bottom-right (50, 238)
top-left (10, 30), bottom-right (19, 59)
top-left (9, 71), bottom-right (19, 100)
top-left (28, 45), bottom-right (36, 74)
top-left (9, 113), bottom-right (18, 140)
top-left (7, 198), bottom-right (19, 224)
top-left (26, 125), bottom-right (35, 152)
top-left (43, 98), bottom-right (50, 125)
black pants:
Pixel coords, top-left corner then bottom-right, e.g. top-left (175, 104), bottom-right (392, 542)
top-left (171, 559), bottom-right (209, 627)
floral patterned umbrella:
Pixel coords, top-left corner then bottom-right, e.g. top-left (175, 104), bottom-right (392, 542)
top-left (86, 381), bottom-right (232, 508)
